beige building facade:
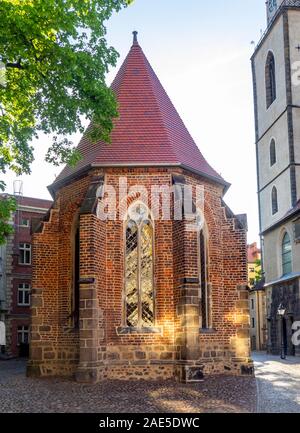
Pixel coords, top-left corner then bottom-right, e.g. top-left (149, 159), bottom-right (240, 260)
top-left (252, 1), bottom-right (300, 356)
top-left (249, 287), bottom-right (267, 351)
top-left (247, 243), bottom-right (267, 351)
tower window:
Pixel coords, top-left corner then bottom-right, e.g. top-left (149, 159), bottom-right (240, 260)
top-left (282, 232), bottom-right (292, 276)
top-left (270, 139), bottom-right (276, 166)
top-left (265, 52), bottom-right (277, 108)
top-left (125, 203), bottom-right (154, 328)
top-left (200, 230), bottom-right (210, 329)
top-left (272, 186), bottom-right (278, 215)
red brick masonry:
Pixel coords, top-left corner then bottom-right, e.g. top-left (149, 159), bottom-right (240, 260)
top-left (27, 167), bottom-right (253, 383)
top-left (27, 35), bottom-right (252, 383)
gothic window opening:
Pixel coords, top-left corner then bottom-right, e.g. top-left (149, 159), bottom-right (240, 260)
top-left (266, 52), bottom-right (276, 108)
top-left (125, 204), bottom-right (154, 328)
top-left (270, 139), bottom-right (276, 166)
top-left (272, 186), bottom-right (278, 215)
top-left (72, 224), bottom-right (80, 328)
top-left (282, 232), bottom-right (292, 276)
top-left (200, 230), bottom-right (210, 329)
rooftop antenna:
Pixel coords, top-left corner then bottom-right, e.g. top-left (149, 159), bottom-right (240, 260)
top-left (13, 179), bottom-right (23, 197)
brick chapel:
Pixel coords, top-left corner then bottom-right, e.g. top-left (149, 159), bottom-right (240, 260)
top-left (27, 33), bottom-right (253, 383)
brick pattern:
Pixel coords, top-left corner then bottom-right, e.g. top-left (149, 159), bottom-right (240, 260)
top-left (2, 197), bottom-right (52, 358)
top-left (28, 167), bottom-right (253, 382)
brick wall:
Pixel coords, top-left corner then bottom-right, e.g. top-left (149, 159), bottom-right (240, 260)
top-left (28, 167), bottom-right (253, 382)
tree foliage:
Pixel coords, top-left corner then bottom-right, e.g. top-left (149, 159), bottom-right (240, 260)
top-left (0, 0), bottom-right (133, 243)
top-left (255, 258), bottom-right (262, 283)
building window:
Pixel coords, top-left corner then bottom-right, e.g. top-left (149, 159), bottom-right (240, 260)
top-left (270, 139), bottom-right (276, 166)
top-left (294, 218), bottom-right (300, 242)
top-left (19, 243), bottom-right (31, 265)
top-left (20, 218), bottom-right (30, 227)
top-left (18, 283), bottom-right (30, 306)
top-left (125, 203), bottom-right (154, 328)
top-left (251, 299), bottom-right (254, 310)
top-left (272, 186), bottom-right (278, 215)
top-left (282, 232), bottom-right (292, 276)
top-left (200, 230), bottom-right (210, 329)
top-left (17, 326), bottom-right (29, 344)
top-left (252, 318), bottom-right (255, 329)
top-left (266, 51), bottom-right (276, 108)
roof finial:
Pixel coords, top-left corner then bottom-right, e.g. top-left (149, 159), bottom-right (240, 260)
top-left (133, 31), bottom-right (138, 44)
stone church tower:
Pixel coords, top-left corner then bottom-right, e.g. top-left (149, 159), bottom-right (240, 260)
top-left (252, 1), bottom-right (300, 356)
top-left (27, 33), bottom-right (252, 383)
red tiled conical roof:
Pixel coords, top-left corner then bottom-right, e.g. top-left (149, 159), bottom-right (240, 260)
top-left (51, 34), bottom-right (228, 190)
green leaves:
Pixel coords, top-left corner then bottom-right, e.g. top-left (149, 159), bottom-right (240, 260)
top-left (0, 0), bottom-right (133, 244)
top-left (0, 0), bottom-right (132, 173)
top-left (0, 186), bottom-right (16, 245)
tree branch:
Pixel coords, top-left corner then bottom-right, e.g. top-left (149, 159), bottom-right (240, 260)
top-left (5, 59), bottom-right (24, 70)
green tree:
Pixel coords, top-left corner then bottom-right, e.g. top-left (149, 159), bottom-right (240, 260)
top-left (254, 259), bottom-right (262, 283)
top-left (0, 0), bottom-right (133, 242)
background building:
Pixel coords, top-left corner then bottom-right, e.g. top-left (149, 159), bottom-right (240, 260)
top-left (248, 242), bottom-right (261, 287)
top-left (247, 243), bottom-right (267, 351)
top-left (0, 193), bottom-right (52, 357)
top-left (249, 282), bottom-right (267, 351)
top-left (252, 0), bottom-right (300, 356)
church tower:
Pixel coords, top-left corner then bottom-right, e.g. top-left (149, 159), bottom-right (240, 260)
top-left (27, 33), bottom-right (252, 383)
top-left (252, 1), bottom-right (300, 355)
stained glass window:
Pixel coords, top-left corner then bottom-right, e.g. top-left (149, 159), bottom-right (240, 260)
top-left (125, 204), bottom-right (154, 327)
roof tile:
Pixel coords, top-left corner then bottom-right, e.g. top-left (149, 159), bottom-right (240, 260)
top-left (53, 38), bottom-right (226, 188)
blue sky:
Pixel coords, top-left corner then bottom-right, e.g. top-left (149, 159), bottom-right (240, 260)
top-left (3, 0), bottom-right (267, 242)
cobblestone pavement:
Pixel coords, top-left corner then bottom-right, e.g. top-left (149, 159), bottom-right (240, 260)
top-left (0, 360), bottom-right (256, 413)
top-left (253, 352), bottom-right (300, 413)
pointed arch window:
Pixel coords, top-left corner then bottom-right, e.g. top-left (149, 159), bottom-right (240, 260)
top-left (71, 216), bottom-right (80, 328)
top-left (272, 186), bottom-right (278, 215)
top-left (270, 139), bottom-right (276, 166)
top-left (199, 229), bottom-right (210, 329)
top-left (266, 52), bottom-right (277, 108)
top-left (125, 203), bottom-right (154, 328)
top-left (282, 232), bottom-right (292, 275)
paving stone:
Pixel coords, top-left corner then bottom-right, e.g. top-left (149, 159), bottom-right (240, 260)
top-left (253, 352), bottom-right (300, 413)
top-left (0, 360), bottom-right (256, 413)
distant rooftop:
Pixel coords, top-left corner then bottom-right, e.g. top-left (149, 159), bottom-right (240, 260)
top-left (0, 193), bottom-right (52, 210)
